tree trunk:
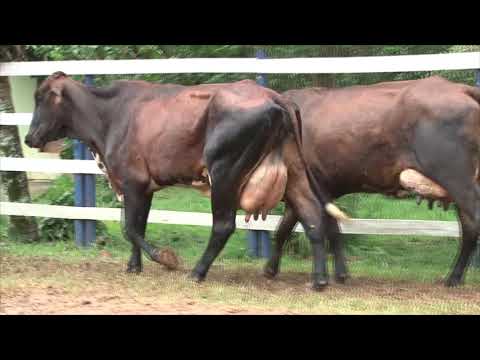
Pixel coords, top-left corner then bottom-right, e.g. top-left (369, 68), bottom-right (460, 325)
top-left (0, 48), bottom-right (40, 242)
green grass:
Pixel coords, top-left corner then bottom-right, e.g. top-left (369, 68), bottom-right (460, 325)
top-left (337, 193), bottom-right (457, 221)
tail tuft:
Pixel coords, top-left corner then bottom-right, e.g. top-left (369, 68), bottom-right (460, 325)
top-left (325, 203), bottom-right (350, 221)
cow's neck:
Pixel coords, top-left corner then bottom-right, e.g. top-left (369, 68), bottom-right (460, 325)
top-left (65, 81), bottom-right (114, 161)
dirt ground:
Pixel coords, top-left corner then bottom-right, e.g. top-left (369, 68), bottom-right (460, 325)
top-left (1, 254), bottom-right (479, 315)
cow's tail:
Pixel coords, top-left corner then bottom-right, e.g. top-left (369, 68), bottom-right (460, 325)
top-left (272, 98), bottom-right (350, 221)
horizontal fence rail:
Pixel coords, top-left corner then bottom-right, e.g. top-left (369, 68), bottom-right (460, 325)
top-left (0, 113), bottom-right (32, 126)
top-left (0, 157), bottom-right (103, 174)
top-left (0, 202), bottom-right (460, 236)
top-left (1, 53), bottom-right (479, 76)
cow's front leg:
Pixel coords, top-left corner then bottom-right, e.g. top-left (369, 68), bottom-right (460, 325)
top-left (126, 245), bottom-right (143, 273)
top-left (121, 186), bottom-right (163, 265)
top-left (121, 192), bottom-right (152, 273)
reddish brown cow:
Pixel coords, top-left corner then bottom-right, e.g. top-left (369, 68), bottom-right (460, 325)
top-left (264, 76), bottom-right (480, 287)
top-left (25, 72), bottom-right (347, 290)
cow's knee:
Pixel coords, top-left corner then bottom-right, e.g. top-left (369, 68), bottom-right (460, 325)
top-left (125, 227), bottom-right (140, 244)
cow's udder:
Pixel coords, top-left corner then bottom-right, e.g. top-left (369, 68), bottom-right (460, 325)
top-left (239, 151), bottom-right (288, 222)
top-left (399, 169), bottom-right (449, 199)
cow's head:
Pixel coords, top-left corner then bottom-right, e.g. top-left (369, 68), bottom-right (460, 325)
top-left (25, 71), bottom-right (71, 151)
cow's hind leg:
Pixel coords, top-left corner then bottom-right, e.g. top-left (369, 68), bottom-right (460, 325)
top-left (190, 100), bottom-right (287, 282)
top-left (446, 208), bottom-right (479, 287)
top-left (189, 158), bottom-right (238, 282)
top-left (189, 186), bottom-right (236, 282)
top-left (263, 205), bottom-right (297, 279)
top-left (326, 216), bottom-right (349, 284)
top-left (301, 209), bottom-right (329, 291)
top-left (413, 118), bottom-right (480, 287)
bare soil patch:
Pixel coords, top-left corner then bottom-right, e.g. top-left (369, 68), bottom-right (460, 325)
top-left (1, 254), bottom-right (479, 314)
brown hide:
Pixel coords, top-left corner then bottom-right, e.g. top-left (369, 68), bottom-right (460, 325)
top-left (102, 80), bottom-right (300, 219)
top-left (283, 76), bottom-right (480, 201)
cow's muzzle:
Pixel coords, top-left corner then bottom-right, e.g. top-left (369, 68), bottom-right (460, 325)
top-left (24, 133), bottom-right (34, 148)
top-left (25, 133), bottom-right (45, 150)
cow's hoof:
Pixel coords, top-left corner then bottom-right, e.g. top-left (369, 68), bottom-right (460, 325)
top-left (445, 277), bottom-right (463, 288)
top-left (151, 248), bottom-right (180, 270)
top-left (335, 273), bottom-right (349, 284)
top-left (263, 264), bottom-right (278, 279)
top-left (188, 271), bottom-right (206, 283)
top-left (126, 264), bottom-right (143, 274)
top-left (150, 249), bottom-right (163, 264)
top-left (311, 280), bottom-right (329, 292)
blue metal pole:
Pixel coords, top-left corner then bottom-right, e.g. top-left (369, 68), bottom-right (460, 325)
top-left (259, 230), bottom-right (271, 259)
top-left (73, 139), bottom-right (86, 247)
top-left (83, 146), bottom-right (96, 246)
top-left (255, 49), bottom-right (268, 86)
top-left (247, 230), bottom-right (260, 257)
top-left (473, 69), bottom-right (480, 268)
top-left (83, 75), bottom-right (97, 247)
top-left (245, 48), bottom-right (272, 259)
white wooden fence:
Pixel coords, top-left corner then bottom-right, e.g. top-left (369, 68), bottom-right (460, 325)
top-left (1, 52), bottom-right (479, 236)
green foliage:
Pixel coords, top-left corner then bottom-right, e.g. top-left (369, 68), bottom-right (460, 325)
top-left (60, 139), bottom-right (73, 159)
top-left (96, 176), bottom-right (123, 208)
top-left (0, 215), bottom-right (8, 240)
top-left (38, 191), bottom-right (74, 242)
top-left (33, 175), bottom-right (111, 242)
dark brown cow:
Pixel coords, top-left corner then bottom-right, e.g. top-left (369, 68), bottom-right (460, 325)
top-left (24, 72), bottom-right (347, 290)
top-left (264, 76), bottom-right (480, 287)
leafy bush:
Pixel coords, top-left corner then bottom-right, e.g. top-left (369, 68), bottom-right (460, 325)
top-left (34, 175), bottom-right (112, 242)
top-left (38, 191), bottom-right (74, 242)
